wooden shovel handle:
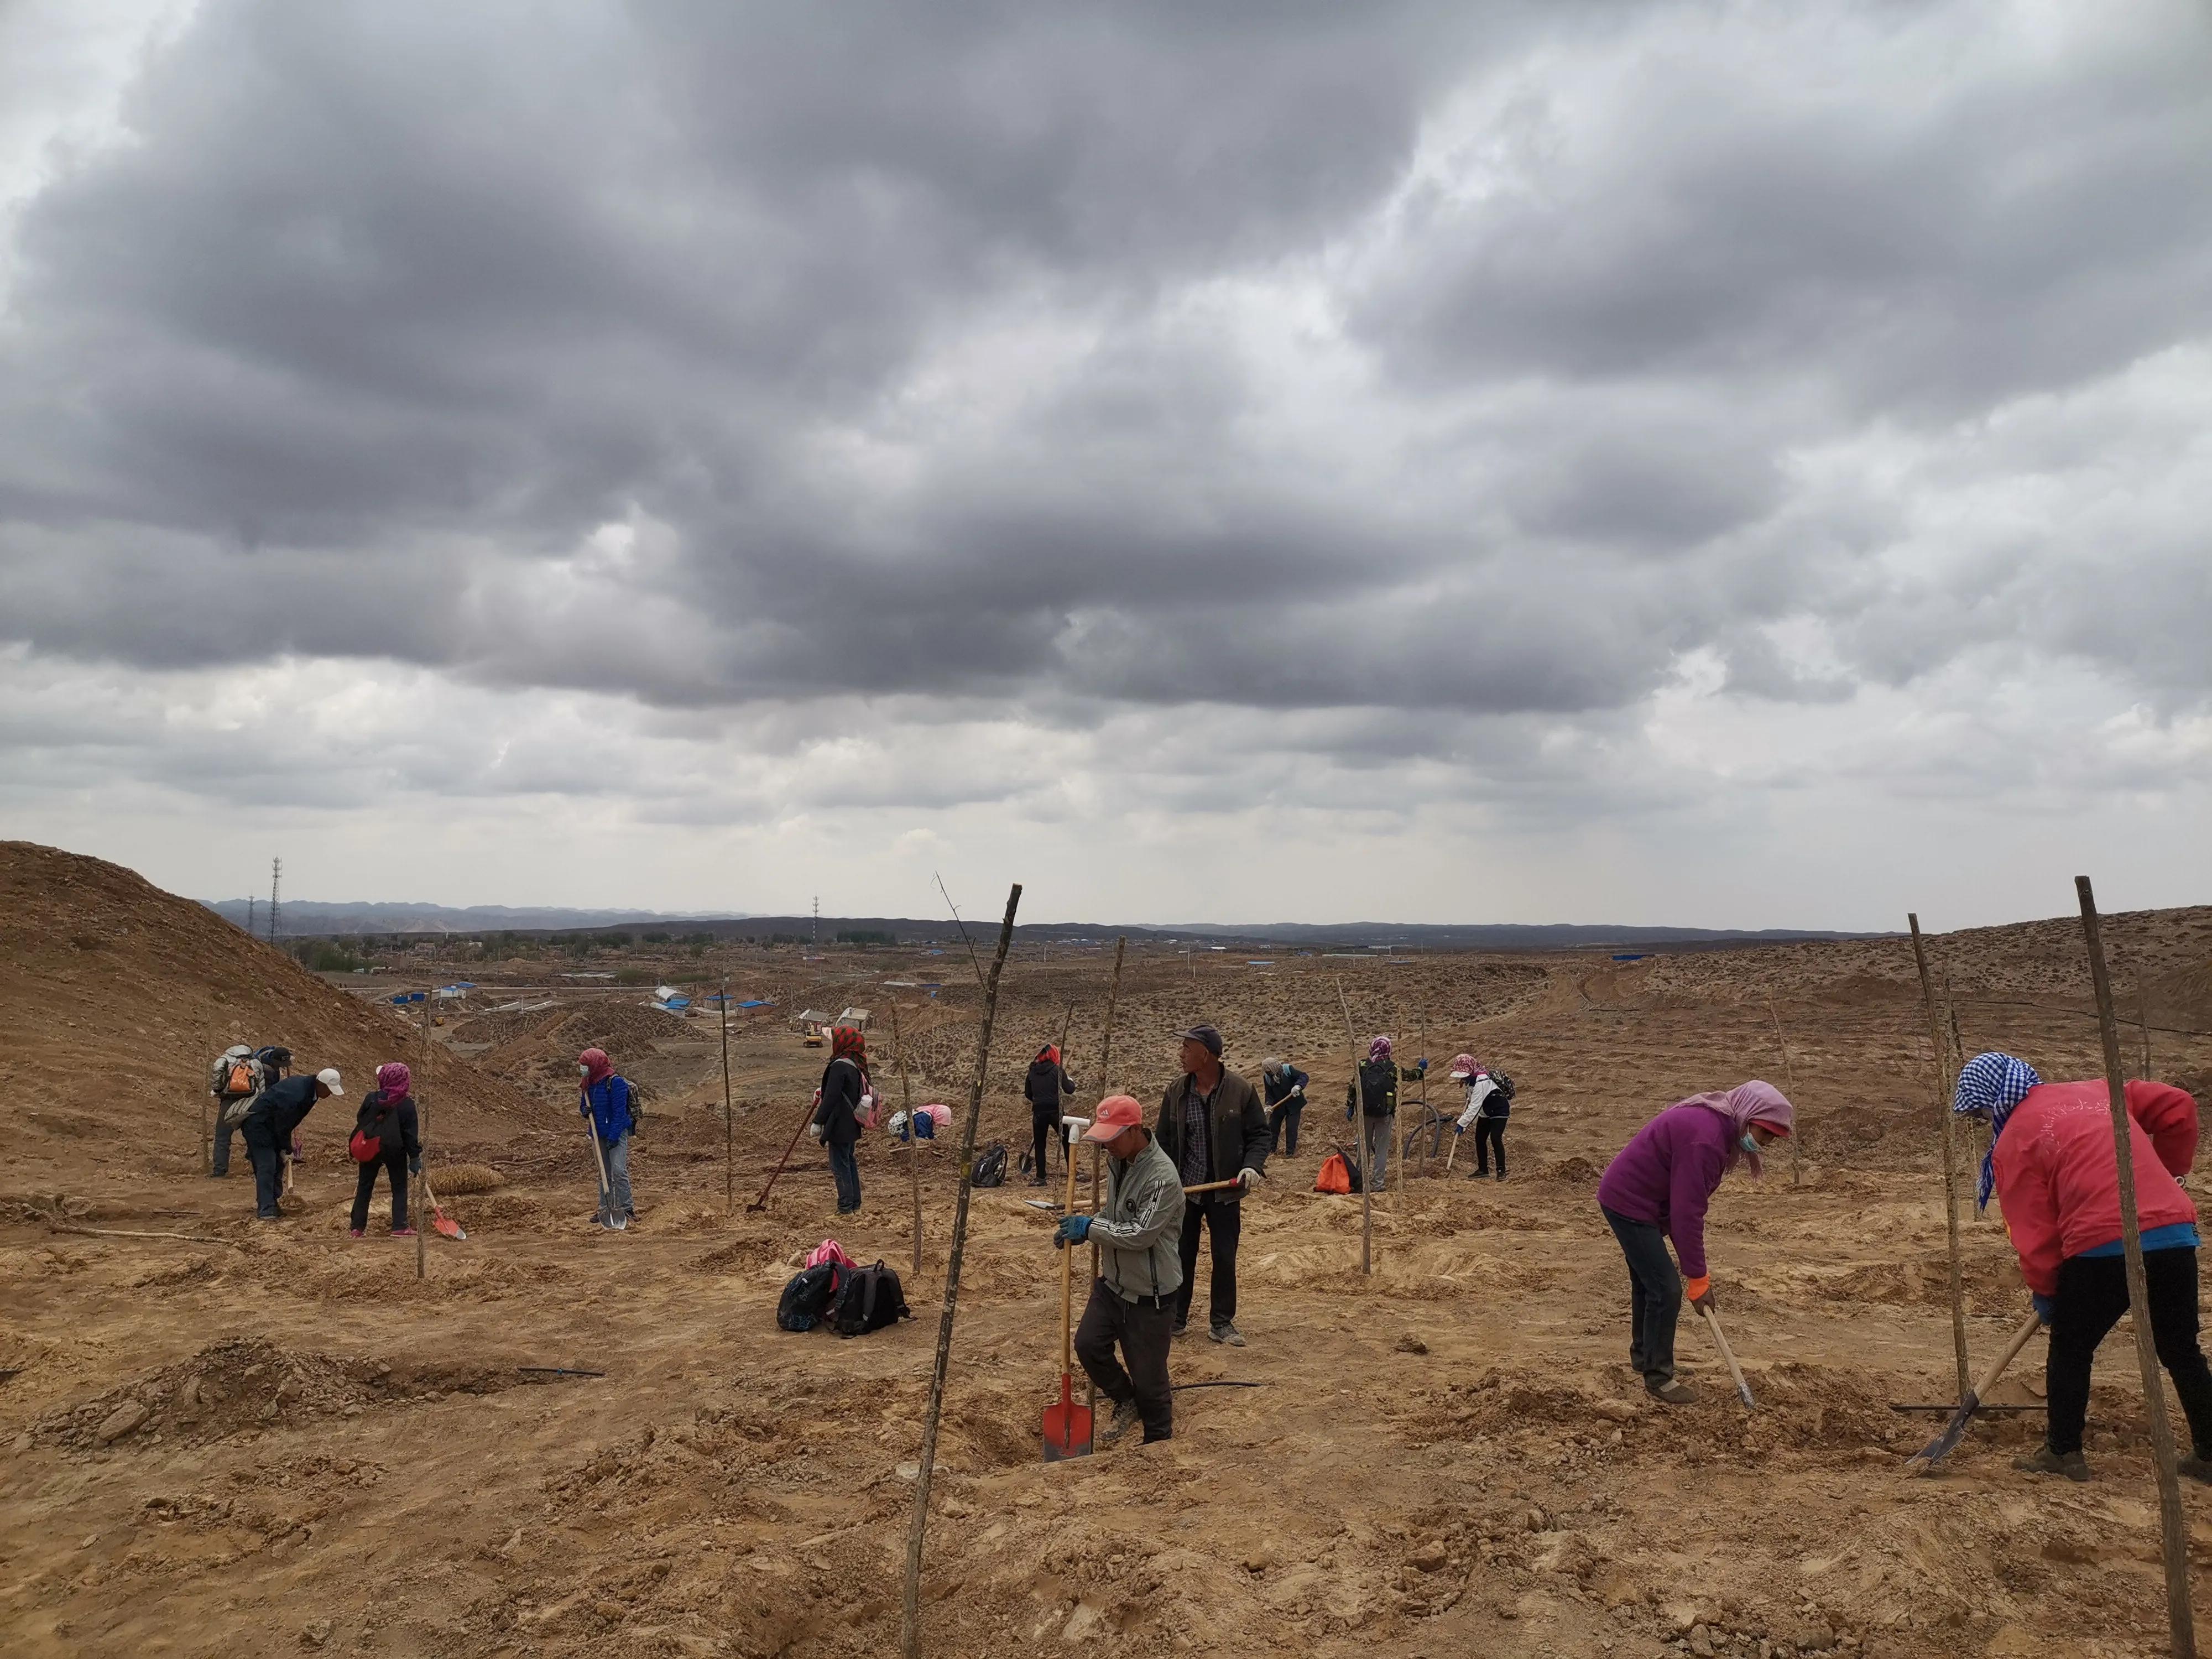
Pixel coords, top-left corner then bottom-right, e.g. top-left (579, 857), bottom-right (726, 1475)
top-left (1182, 1178), bottom-right (1243, 1194)
top-left (1975, 1310), bottom-right (2046, 1400)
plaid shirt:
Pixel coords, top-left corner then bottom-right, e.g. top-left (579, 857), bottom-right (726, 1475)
top-left (1178, 1078), bottom-right (1218, 1187)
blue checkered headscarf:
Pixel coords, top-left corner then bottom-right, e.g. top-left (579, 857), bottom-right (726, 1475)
top-left (1952, 1051), bottom-right (2041, 1212)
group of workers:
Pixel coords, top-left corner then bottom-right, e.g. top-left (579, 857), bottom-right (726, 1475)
top-left (205, 1044), bottom-right (420, 1232)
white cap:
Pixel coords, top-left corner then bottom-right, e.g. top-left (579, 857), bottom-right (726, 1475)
top-left (316, 1067), bottom-right (345, 1096)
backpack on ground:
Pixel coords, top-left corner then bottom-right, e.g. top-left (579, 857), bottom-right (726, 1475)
top-left (1314, 1152), bottom-right (1353, 1195)
top-left (972, 1142), bottom-right (1008, 1188)
top-left (777, 1262), bottom-right (843, 1332)
top-left (831, 1261), bottom-right (911, 1337)
top-left (349, 1095), bottom-right (398, 1164)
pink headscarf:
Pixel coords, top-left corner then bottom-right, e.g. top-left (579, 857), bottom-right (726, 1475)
top-left (1367, 1035), bottom-right (1394, 1061)
top-left (375, 1061), bottom-right (412, 1100)
top-left (578, 1048), bottom-right (613, 1085)
top-left (1671, 1081), bottom-right (1793, 1177)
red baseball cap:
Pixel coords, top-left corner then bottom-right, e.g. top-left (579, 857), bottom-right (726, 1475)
top-left (1084, 1094), bottom-right (1144, 1141)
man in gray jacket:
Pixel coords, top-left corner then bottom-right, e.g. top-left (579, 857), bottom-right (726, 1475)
top-left (1058, 1094), bottom-right (1184, 1445)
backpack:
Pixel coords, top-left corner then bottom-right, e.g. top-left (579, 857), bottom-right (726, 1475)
top-left (777, 1262), bottom-right (843, 1332)
top-left (830, 1261), bottom-right (911, 1337)
top-left (349, 1095), bottom-right (398, 1164)
top-left (1490, 1071), bottom-right (1516, 1104)
top-left (1356, 1058), bottom-right (1398, 1118)
top-left (210, 1047), bottom-right (263, 1100)
top-left (1314, 1152), bottom-right (1353, 1195)
top-left (972, 1142), bottom-right (1008, 1188)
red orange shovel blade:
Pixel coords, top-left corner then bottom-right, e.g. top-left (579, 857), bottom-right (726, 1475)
top-left (1041, 1375), bottom-right (1092, 1461)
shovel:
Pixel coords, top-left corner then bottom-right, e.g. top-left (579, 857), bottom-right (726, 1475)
top-left (1699, 1303), bottom-right (1755, 1407)
top-left (421, 1171), bottom-right (466, 1240)
top-left (1906, 1310), bottom-right (2044, 1469)
top-left (586, 1122), bottom-right (625, 1231)
top-left (1042, 1118), bottom-right (1093, 1461)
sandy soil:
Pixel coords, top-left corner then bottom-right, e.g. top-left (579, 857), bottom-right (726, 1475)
top-left (4, 842), bottom-right (2212, 1658)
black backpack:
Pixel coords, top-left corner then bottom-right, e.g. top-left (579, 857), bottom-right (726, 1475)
top-left (776, 1262), bottom-right (842, 1332)
top-left (1356, 1058), bottom-right (1398, 1117)
top-left (1491, 1070), bottom-right (1516, 1104)
top-left (831, 1261), bottom-right (911, 1337)
top-left (972, 1142), bottom-right (1008, 1188)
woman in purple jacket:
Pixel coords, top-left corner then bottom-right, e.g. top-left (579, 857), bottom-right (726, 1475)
top-left (1595, 1083), bottom-right (1793, 1403)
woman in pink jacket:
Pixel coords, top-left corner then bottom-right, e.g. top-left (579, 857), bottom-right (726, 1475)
top-left (1955, 1051), bottom-right (2212, 1483)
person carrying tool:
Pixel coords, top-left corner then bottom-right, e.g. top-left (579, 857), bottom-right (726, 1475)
top-left (1953, 1051), bottom-right (2212, 1483)
top-left (1025, 1042), bottom-right (1076, 1186)
top-left (578, 1046), bottom-right (638, 1229)
top-left (1450, 1055), bottom-right (1511, 1181)
top-left (1057, 1094), bottom-right (1185, 1444)
top-left (241, 1066), bottom-right (341, 1220)
top-left (1261, 1056), bottom-right (1310, 1156)
top-left (810, 1026), bottom-right (872, 1215)
top-left (206, 1044), bottom-right (266, 1177)
top-left (1153, 1024), bottom-right (1269, 1347)
top-left (348, 1062), bottom-right (420, 1237)
top-left (1594, 1082), bottom-right (1793, 1404)
top-left (1343, 1035), bottom-right (1422, 1191)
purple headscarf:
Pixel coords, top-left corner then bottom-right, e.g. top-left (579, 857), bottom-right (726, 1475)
top-left (1670, 1081), bottom-right (1793, 1178)
top-left (375, 1061), bottom-right (412, 1100)
top-left (1367, 1035), bottom-right (1394, 1061)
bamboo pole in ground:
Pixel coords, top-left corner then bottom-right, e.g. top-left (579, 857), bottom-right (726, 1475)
top-left (201, 1024), bottom-right (213, 1176)
top-left (1335, 979), bottom-right (1371, 1275)
top-left (2139, 975), bottom-right (2156, 1078)
top-left (1766, 997), bottom-right (1802, 1188)
top-left (720, 978), bottom-right (734, 1217)
top-left (1085, 937), bottom-right (1126, 1427)
top-left (416, 994), bottom-right (431, 1281)
top-left (890, 999), bottom-right (921, 1279)
top-left (2078, 875), bottom-right (2196, 1659)
top-left (901, 883), bottom-right (1021, 1659)
top-left (1908, 914), bottom-right (1971, 1403)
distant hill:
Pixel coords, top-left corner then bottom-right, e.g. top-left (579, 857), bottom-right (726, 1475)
top-left (203, 900), bottom-right (746, 936)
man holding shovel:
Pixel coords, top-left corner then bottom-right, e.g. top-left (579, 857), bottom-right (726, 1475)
top-left (1059, 1094), bottom-right (1185, 1444)
top-left (578, 1047), bottom-right (637, 1230)
top-left (1154, 1025), bottom-right (1269, 1347)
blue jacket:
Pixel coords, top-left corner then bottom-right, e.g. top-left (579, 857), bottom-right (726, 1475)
top-left (581, 1075), bottom-right (634, 1142)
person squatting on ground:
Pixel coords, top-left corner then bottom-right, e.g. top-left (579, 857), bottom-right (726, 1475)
top-left (810, 1026), bottom-right (873, 1215)
top-left (1261, 1056), bottom-right (1310, 1156)
top-left (1058, 1094), bottom-right (1186, 1444)
top-left (207, 1044), bottom-right (266, 1177)
top-left (1025, 1042), bottom-right (1076, 1185)
top-left (579, 1046), bottom-right (638, 1229)
top-left (1344, 1035), bottom-right (1424, 1190)
top-left (1954, 1051), bottom-right (2212, 1484)
top-left (1595, 1082), bottom-right (1793, 1404)
top-left (1153, 1024), bottom-right (1269, 1347)
top-left (1450, 1054), bottom-right (1510, 1180)
top-left (243, 1066), bottom-right (341, 1220)
top-left (348, 1063), bottom-right (420, 1237)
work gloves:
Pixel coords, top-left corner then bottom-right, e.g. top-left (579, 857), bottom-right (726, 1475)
top-left (2031, 1292), bottom-right (2055, 1327)
top-left (409, 1155), bottom-right (422, 1175)
top-left (807, 1121), bottom-right (826, 1144)
top-left (1237, 1167), bottom-right (1263, 1192)
top-left (1053, 1214), bottom-right (1092, 1249)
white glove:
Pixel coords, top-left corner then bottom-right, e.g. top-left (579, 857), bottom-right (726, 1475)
top-left (807, 1122), bottom-right (825, 1144)
top-left (1238, 1166), bottom-right (1263, 1192)
top-left (1290, 1084), bottom-right (1303, 1098)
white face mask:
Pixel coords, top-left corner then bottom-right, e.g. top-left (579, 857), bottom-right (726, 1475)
top-left (578, 1063), bottom-right (590, 1077)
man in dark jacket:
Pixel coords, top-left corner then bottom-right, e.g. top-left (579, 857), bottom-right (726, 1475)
top-left (1024, 1044), bottom-right (1076, 1185)
top-left (1261, 1057), bottom-right (1310, 1156)
top-left (1152, 1024), bottom-right (1269, 1347)
top-left (243, 1067), bottom-right (341, 1220)
top-left (811, 1026), bottom-right (872, 1214)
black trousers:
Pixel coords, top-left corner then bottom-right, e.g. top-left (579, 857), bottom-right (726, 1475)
top-left (2047, 1246), bottom-right (2212, 1458)
top-left (351, 1149), bottom-right (411, 1231)
top-left (243, 1120), bottom-right (284, 1219)
top-left (1603, 1205), bottom-right (1682, 1386)
top-left (1175, 1194), bottom-right (1241, 1329)
top-left (1474, 1117), bottom-right (1507, 1175)
top-left (1030, 1106), bottom-right (1061, 1182)
top-left (1268, 1102), bottom-right (1304, 1156)
top-left (1074, 1280), bottom-right (1174, 1442)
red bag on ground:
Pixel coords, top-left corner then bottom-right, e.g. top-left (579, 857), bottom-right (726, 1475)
top-left (806, 1238), bottom-right (856, 1272)
top-left (1314, 1154), bottom-right (1353, 1195)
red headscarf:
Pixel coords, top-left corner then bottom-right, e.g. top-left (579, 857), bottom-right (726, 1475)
top-left (830, 1026), bottom-right (867, 1069)
top-left (578, 1047), bottom-right (613, 1085)
top-left (376, 1061), bottom-right (412, 1099)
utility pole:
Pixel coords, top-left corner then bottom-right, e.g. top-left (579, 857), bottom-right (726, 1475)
top-left (812, 895), bottom-right (820, 948)
top-left (269, 857), bottom-right (283, 943)
top-left (247, 896), bottom-right (257, 935)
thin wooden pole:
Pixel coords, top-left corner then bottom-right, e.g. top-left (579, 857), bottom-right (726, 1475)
top-left (1908, 914), bottom-right (1971, 1403)
top-left (1415, 1011), bottom-right (1432, 1178)
top-left (1335, 978), bottom-right (1371, 1275)
top-left (890, 999), bottom-right (921, 1279)
top-left (2139, 975), bottom-right (2156, 1079)
top-left (1087, 937), bottom-right (1125, 1427)
top-left (719, 977), bottom-right (734, 1217)
top-left (901, 883), bottom-right (1021, 1659)
top-left (2078, 876), bottom-right (2196, 1659)
top-left (201, 1024), bottom-right (213, 1176)
top-left (1766, 997), bottom-right (1801, 1188)
top-left (416, 993), bottom-right (431, 1281)
top-left (1943, 979), bottom-right (1984, 1224)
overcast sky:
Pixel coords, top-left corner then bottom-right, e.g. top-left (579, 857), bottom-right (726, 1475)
top-left (2, 1), bottom-right (2207, 930)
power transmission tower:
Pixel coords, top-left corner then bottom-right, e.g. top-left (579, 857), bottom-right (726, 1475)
top-left (247, 895), bottom-right (257, 935)
top-left (812, 895), bottom-right (820, 948)
top-left (269, 857), bottom-right (282, 942)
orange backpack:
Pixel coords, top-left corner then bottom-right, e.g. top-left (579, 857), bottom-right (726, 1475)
top-left (1314, 1153), bottom-right (1353, 1194)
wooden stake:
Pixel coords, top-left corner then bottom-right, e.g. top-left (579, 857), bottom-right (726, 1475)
top-left (1766, 997), bottom-right (1801, 1188)
top-left (2078, 876), bottom-right (2196, 1659)
top-left (901, 883), bottom-right (1021, 1659)
top-left (1416, 1013), bottom-right (1431, 1177)
top-left (1087, 936), bottom-right (1125, 1427)
top-left (1908, 914), bottom-right (1971, 1403)
top-left (890, 999), bottom-right (921, 1279)
top-left (720, 977), bottom-right (734, 1217)
top-left (201, 1024), bottom-right (213, 1176)
top-left (1335, 978), bottom-right (1371, 1275)
top-left (416, 993), bottom-right (431, 1282)
top-left (2139, 975), bottom-right (2156, 1079)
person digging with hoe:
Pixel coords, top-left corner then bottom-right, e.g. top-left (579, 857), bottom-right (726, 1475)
top-left (1056, 1094), bottom-right (1186, 1444)
top-left (243, 1066), bottom-right (341, 1221)
top-left (1595, 1082), bottom-right (1793, 1404)
top-left (1154, 1024), bottom-right (1269, 1346)
top-left (579, 1047), bottom-right (638, 1230)
top-left (1954, 1051), bottom-right (2212, 1483)
top-left (348, 1063), bottom-right (419, 1237)
top-left (1261, 1056), bottom-right (1310, 1157)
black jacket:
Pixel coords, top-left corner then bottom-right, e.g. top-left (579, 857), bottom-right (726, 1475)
top-left (1263, 1065), bottom-right (1309, 1109)
top-left (1152, 1068), bottom-right (1269, 1202)
top-left (248, 1073), bottom-right (322, 1140)
top-left (1024, 1058), bottom-right (1073, 1116)
top-left (814, 1057), bottom-right (866, 1148)
top-left (354, 1091), bottom-right (421, 1160)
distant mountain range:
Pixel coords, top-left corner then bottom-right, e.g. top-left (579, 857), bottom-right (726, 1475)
top-left (203, 898), bottom-right (1881, 951)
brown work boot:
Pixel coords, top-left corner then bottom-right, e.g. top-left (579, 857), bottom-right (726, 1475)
top-left (1646, 1379), bottom-right (1697, 1405)
top-left (2013, 1445), bottom-right (2090, 1482)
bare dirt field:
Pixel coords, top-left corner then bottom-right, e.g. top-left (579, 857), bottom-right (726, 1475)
top-left (6, 842), bottom-right (2212, 1658)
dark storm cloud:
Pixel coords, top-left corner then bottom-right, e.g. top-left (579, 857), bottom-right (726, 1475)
top-left (1, 0), bottom-right (2209, 767)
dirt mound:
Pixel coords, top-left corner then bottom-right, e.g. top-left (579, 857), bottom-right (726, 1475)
top-left (0, 841), bottom-right (539, 1182)
top-left (428, 1162), bottom-right (507, 1194)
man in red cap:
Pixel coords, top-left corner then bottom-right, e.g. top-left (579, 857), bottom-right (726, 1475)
top-left (1056, 1094), bottom-right (1185, 1444)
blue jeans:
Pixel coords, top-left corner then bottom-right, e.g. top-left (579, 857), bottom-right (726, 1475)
top-left (828, 1140), bottom-right (861, 1214)
top-left (243, 1120), bottom-right (284, 1218)
top-left (597, 1134), bottom-right (634, 1220)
